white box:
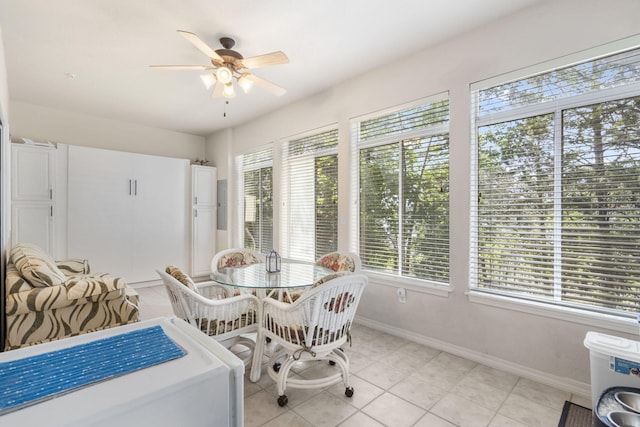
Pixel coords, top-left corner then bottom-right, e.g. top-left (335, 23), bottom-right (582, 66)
top-left (584, 331), bottom-right (640, 408)
top-left (0, 317), bottom-right (244, 427)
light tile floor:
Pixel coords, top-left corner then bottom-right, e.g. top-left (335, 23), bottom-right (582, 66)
top-left (136, 284), bottom-right (591, 427)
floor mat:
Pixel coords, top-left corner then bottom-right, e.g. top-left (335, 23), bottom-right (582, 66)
top-left (558, 400), bottom-right (593, 427)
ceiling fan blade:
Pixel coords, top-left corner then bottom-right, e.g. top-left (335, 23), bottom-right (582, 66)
top-left (246, 74), bottom-right (287, 96)
top-left (239, 51), bottom-right (289, 69)
top-left (177, 30), bottom-right (223, 62)
top-left (150, 65), bottom-right (214, 70)
top-left (211, 82), bottom-right (225, 98)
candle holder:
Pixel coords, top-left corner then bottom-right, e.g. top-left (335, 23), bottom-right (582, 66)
top-left (266, 249), bottom-right (281, 273)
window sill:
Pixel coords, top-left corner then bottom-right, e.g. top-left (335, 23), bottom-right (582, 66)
top-left (467, 290), bottom-right (638, 335)
top-left (365, 271), bottom-right (451, 298)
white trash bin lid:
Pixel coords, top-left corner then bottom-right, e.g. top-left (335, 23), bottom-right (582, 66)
top-left (584, 331), bottom-right (640, 363)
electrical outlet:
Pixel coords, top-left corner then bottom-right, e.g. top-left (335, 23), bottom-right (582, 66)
top-left (397, 287), bottom-right (407, 303)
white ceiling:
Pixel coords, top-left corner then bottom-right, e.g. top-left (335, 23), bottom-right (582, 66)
top-left (0, 0), bottom-right (546, 137)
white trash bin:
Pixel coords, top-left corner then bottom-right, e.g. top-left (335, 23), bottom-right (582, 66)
top-left (584, 331), bottom-right (640, 408)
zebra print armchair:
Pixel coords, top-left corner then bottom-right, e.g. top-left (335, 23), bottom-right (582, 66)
top-left (4, 243), bottom-right (139, 351)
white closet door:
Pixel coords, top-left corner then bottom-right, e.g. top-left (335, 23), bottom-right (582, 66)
top-left (68, 145), bottom-right (189, 283)
top-left (67, 145), bottom-right (133, 276)
top-left (11, 203), bottom-right (54, 254)
top-left (193, 165), bottom-right (216, 206)
top-left (192, 207), bottom-right (216, 276)
top-left (131, 154), bottom-right (189, 281)
top-left (12, 145), bottom-right (53, 201)
top-left (191, 165), bottom-right (216, 276)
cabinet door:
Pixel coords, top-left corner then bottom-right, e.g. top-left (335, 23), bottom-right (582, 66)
top-left (131, 154), bottom-right (189, 282)
top-left (12, 145), bottom-right (54, 201)
top-left (11, 203), bottom-right (54, 254)
top-left (192, 207), bottom-right (216, 277)
top-left (67, 145), bottom-right (189, 283)
top-left (67, 146), bottom-right (133, 276)
top-left (192, 165), bottom-right (216, 206)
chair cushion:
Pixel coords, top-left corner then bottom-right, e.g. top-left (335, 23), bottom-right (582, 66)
top-left (316, 253), bottom-right (356, 272)
top-left (197, 311), bottom-right (257, 336)
top-left (10, 243), bottom-right (67, 287)
top-left (217, 251), bottom-right (261, 269)
top-left (165, 265), bottom-right (199, 293)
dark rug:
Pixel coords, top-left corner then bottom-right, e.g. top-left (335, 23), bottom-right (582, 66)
top-left (557, 400), bottom-right (593, 427)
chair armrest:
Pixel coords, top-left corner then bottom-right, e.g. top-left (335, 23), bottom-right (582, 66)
top-left (55, 258), bottom-right (90, 276)
top-left (6, 284), bottom-right (126, 316)
top-left (263, 295), bottom-right (300, 311)
top-left (197, 282), bottom-right (234, 299)
top-left (63, 273), bottom-right (126, 300)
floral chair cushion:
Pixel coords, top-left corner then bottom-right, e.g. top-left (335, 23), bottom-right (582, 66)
top-left (10, 243), bottom-right (67, 288)
top-left (165, 265), bottom-right (199, 293)
top-left (316, 252), bottom-right (356, 273)
top-left (217, 251), bottom-right (262, 270)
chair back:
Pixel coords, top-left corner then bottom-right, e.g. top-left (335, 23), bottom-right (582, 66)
top-left (211, 248), bottom-right (265, 272)
top-left (263, 273), bottom-right (367, 355)
top-left (157, 269), bottom-right (260, 342)
top-left (315, 252), bottom-right (361, 272)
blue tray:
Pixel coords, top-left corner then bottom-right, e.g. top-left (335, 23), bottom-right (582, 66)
top-left (0, 325), bottom-right (186, 415)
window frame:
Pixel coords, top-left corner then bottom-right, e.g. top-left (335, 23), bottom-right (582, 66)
top-left (469, 36), bottom-right (640, 333)
top-left (236, 145), bottom-right (274, 253)
top-left (280, 125), bottom-right (340, 262)
top-left (350, 93), bottom-right (451, 295)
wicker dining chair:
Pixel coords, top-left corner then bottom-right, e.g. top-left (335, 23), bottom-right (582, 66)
top-left (157, 266), bottom-right (261, 368)
top-left (257, 273), bottom-right (367, 406)
top-left (211, 247), bottom-right (265, 272)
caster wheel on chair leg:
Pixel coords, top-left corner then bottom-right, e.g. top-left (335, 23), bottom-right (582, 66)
top-left (273, 362), bottom-right (281, 372)
top-left (278, 395), bottom-right (288, 407)
top-left (345, 387), bottom-right (354, 398)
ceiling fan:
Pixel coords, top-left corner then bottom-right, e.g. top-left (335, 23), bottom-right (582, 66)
top-left (151, 30), bottom-right (289, 98)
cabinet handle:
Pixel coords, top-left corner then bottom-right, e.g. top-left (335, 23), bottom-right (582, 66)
top-left (129, 179), bottom-right (132, 195)
top-left (50, 206), bottom-right (53, 217)
top-left (134, 180), bottom-right (138, 196)
top-left (194, 196), bottom-right (198, 205)
top-left (49, 188), bottom-right (53, 200)
top-left (194, 210), bottom-right (198, 218)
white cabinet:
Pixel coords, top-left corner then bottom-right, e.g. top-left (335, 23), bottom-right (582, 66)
top-left (67, 145), bottom-right (190, 283)
top-left (11, 144), bottom-right (56, 254)
top-left (191, 165), bottom-right (217, 277)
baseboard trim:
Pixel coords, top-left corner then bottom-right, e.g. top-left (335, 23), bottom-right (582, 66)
top-left (354, 315), bottom-right (591, 398)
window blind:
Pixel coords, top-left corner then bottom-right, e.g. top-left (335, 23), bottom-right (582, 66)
top-left (236, 146), bottom-right (273, 253)
top-left (352, 94), bottom-right (450, 283)
top-left (470, 44), bottom-right (640, 317)
top-left (281, 128), bottom-right (338, 261)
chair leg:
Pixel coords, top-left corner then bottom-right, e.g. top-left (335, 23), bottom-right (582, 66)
top-left (234, 336), bottom-right (256, 367)
top-left (249, 331), bottom-right (266, 383)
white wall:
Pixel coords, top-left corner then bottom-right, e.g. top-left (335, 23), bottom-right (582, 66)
top-left (10, 101), bottom-right (205, 160)
top-left (0, 24), bottom-right (10, 260)
top-left (206, 0), bottom-right (640, 395)
top-left (205, 128), bottom-right (233, 249)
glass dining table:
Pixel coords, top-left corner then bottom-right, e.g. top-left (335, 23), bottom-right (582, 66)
top-left (211, 261), bottom-right (334, 301)
top-left (211, 261), bottom-right (335, 382)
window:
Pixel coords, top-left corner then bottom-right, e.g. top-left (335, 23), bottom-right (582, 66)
top-left (281, 128), bottom-right (339, 262)
top-left (237, 146), bottom-right (273, 253)
top-left (351, 94), bottom-right (450, 283)
top-left (470, 44), bottom-right (640, 318)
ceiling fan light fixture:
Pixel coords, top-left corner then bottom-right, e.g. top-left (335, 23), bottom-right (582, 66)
top-left (216, 66), bottom-right (233, 84)
top-left (238, 74), bottom-right (254, 93)
top-left (223, 82), bottom-right (236, 98)
top-left (200, 74), bottom-right (216, 90)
